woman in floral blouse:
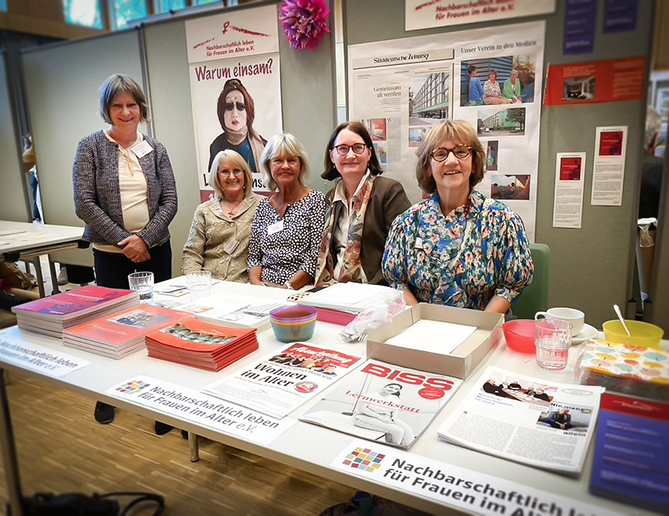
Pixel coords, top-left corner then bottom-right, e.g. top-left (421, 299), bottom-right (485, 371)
top-left (382, 120), bottom-right (533, 314)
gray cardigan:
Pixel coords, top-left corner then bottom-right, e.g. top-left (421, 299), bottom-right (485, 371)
top-left (73, 131), bottom-right (178, 248)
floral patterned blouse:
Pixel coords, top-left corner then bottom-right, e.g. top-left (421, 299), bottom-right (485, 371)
top-left (382, 190), bottom-right (533, 311)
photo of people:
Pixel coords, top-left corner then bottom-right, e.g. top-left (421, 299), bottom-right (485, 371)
top-left (461, 55), bottom-right (536, 107)
top-left (491, 174), bottom-right (531, 201)
top-left (409, 127), bottom-right (428, 148)
top-left (111, 310), bottom-right (170, 330)
top-left (479, 374), bottom-right (557, 405)
top-left (374, 142), bottom-right (388, 164)
top-left (208, 78), bottom-right (267, 175)
top-left (486, 140), bottom-right (499, 171)
top-left (477, 107), bottom-right (526, 136)
top-left (537, 403), bottom-right (592, 433)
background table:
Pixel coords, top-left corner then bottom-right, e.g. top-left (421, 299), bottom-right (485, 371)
top-left (0, 280), bottom-right (659, 515)
top-left (0, 221), bottom-right (84, 297)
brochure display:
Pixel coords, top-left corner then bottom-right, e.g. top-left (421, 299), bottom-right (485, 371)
top-left (12, 286), bottom-right (140, 338)
top-left (437, 365), bottom-right (604, 475)
top-left (63, 305), bottom-right (190, 359)
top-left (300, 359), bottom-right (462, 449)
top-left (203, 343), bottom-right (362, 419)
top-left (145, 319), bottom-right (258, 372)
top-left (589, 392), bottom-right (669, 513)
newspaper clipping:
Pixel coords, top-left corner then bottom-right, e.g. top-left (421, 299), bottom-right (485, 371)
top-left (437, 365), bottom-right (604, 475)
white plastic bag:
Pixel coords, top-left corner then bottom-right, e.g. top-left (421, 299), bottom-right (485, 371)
top-left (337, 288), bottom-right (406, 343)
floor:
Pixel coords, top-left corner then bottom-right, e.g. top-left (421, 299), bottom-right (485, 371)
top-left (0, 258), bottom-right (361, 515)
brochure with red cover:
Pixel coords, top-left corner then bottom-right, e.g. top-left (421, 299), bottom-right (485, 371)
top-left (63, 305), bottom-right (191, 357)
top-left (145, 319), bottom-right (259, 371)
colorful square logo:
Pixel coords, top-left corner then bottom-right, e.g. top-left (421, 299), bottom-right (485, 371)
top-left (342, 447), bottom-right (385, 473)
top-left (116, 379), bottom-right (151, 395)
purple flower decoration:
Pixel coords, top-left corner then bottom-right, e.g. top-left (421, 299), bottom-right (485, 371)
top-left (279, 0), bottom-right (331, 51)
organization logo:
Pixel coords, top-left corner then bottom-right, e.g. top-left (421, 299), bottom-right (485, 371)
top-left (342, 447), bottom-right (385, 473)
top-left (116, 379), bottom-right (151, 395)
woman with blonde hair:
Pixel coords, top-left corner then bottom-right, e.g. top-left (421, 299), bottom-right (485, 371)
top-left (248, 133), bottom-right (326, 289)
top-left (182, 149), bottom-right (261, 282)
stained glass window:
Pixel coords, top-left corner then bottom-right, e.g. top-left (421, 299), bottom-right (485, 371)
top-left (195, 0), bottom-right (220, 5)
top-left (62, 0), bottom-right (104, 30)
top-left (112, 0), bottom-right (149, 30)
top-left (157, 0), bottom-right (187, 13)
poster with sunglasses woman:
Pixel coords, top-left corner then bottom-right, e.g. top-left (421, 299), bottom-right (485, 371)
top-left (208, 79), bottom-right (267, 182)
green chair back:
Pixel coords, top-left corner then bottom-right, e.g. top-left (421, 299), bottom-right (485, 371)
top-left (511, 243), bottom-right (550, 319)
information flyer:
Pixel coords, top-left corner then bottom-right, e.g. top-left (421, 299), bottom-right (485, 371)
top-left (553, 152), bottom-right (586, 228)
top-left (185, 4), bottom-right (283, 197)
top-left (348, 21), bottom-right (545, 240)
top-left (591, 125), bottom-right (628, 206)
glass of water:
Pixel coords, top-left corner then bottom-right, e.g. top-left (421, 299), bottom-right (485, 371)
top-left (186, 270), bottom-right (212, 302)
top-left (535, 317), bottom-right (572, 371)
top-left (128, 271), bottom-right (154, 304)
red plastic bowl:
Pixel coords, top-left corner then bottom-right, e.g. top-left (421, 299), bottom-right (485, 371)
top-left (503, 319), bottom-right (535, 354)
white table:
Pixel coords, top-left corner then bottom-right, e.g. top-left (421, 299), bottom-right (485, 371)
top-left (0, 281), bottom-right (659, 516)
top-left (0, 220), bottom-right (85, 297)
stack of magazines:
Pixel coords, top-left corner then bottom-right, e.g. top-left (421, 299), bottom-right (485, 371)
top-left (63, 305), bottom-right (190, 359)
top-left (11, 286), bottom-right (140, 338)
top-left (145, 318), bottom-right (259, 371)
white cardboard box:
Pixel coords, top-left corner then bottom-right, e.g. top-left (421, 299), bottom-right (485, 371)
top-left (367, 304), bottom-right (504, 379)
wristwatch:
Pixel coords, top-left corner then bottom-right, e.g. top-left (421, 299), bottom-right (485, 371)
top-left (284, 280), bottom-right (295, 290)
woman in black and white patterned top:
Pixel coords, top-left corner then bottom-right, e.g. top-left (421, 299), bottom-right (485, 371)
top-left (248, 133), bottom-right (326, 290)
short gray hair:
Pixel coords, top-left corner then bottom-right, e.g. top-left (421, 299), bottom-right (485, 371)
top-left (99, 74), bottom-right (150, 125)
top-left (645, 106), bottom-right (662, 151)
top-left (260, 133), bottom-right (311, 192)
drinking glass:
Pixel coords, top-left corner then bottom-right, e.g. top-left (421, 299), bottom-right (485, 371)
top-left (128, 271), bottom-right (154, 304)
top-left (187, 270), bottom-right (212, 301)
top-left (535, 318), bottom-right (572, 371)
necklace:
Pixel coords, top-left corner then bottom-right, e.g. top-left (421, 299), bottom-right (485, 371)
top-left (222, 198), bottom-right (244, 219)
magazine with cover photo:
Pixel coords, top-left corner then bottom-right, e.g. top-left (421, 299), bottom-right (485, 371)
top-left (299, 359), bottom-right (462, 449)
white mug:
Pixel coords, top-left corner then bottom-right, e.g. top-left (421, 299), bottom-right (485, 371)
top-left (535, 307), bottom-right (585, 337)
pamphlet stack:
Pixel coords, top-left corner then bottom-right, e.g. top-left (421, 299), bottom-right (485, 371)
top-left (11, 286), bottom-right (140, 338)
top-left (63, 305), bottom-right (190, 359)
top-left (145, 318), bottom-right (259, 371)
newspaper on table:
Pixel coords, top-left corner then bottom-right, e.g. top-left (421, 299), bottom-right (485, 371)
top-left (436, 365), bottom-right (605, 475)
top-left (300, 359), bottom-right (463, 450)
top-left (202, 342), bottom-right (363, 419)
top-left (171, 292), bottom-right (289, 331)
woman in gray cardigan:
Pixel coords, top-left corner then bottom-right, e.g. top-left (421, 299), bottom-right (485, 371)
top-left (73, 74), bottom-right (177, 289)
top-left (73, 74), bottom-right (177, 431)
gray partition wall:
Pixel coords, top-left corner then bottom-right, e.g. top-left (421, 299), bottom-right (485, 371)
top-left (19, 2), bottom-right (335, 275)
top-left (345, 0), bottom-right (657, 328)
top-left (0, 51), bottom-right (30, 222)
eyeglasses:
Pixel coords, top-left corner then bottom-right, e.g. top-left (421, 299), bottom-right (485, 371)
top-left (430, 146), bottom-right (472, 162)
top-left (219, 169), bottom-right (244, 177)
top-left (333, 144), bottom-right (367, 155)
top-left (225, 102), bottom-right (246, 112)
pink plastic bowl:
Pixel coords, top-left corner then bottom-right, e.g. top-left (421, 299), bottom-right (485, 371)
top-left (503, 319), bottom-right (535, 354)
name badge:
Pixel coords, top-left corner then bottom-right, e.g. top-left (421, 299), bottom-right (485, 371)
top-left (224, 238), bottom-right (240, 254)
top-left (414, 237), bottom-right (424, 250)
top-left (267, 220), bottom-right (284, 235)
top-left (132, 140), bottom-right (154, 158)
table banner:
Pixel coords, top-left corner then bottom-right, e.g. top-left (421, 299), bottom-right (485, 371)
top-left (107, 376), bottom-right (294, 446)
top-left (331, 439), bottom-right (625, 516)
top-left (0, 337), bottom-right (91, 377)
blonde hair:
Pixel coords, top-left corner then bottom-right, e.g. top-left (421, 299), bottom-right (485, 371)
top-left (209, 150), bottom-right (253, 200)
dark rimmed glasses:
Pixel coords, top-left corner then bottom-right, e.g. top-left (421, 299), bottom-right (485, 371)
top-left (430, 146), bottom-right (472, 162)
top-left (225, 102), bottom-right (246, 112)
top-left (333, 144), bottom-right (367, 155)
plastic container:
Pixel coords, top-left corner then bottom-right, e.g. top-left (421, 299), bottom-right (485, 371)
top-left (270, 306), bottom-right (318, 343)
top-left (602, 320), bottom-right (664, 349)
top-left (502, 319), bottom-right (535, 354)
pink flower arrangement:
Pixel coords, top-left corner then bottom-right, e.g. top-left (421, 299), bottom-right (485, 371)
top-left (279, 0), bottom-right (331, 51)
